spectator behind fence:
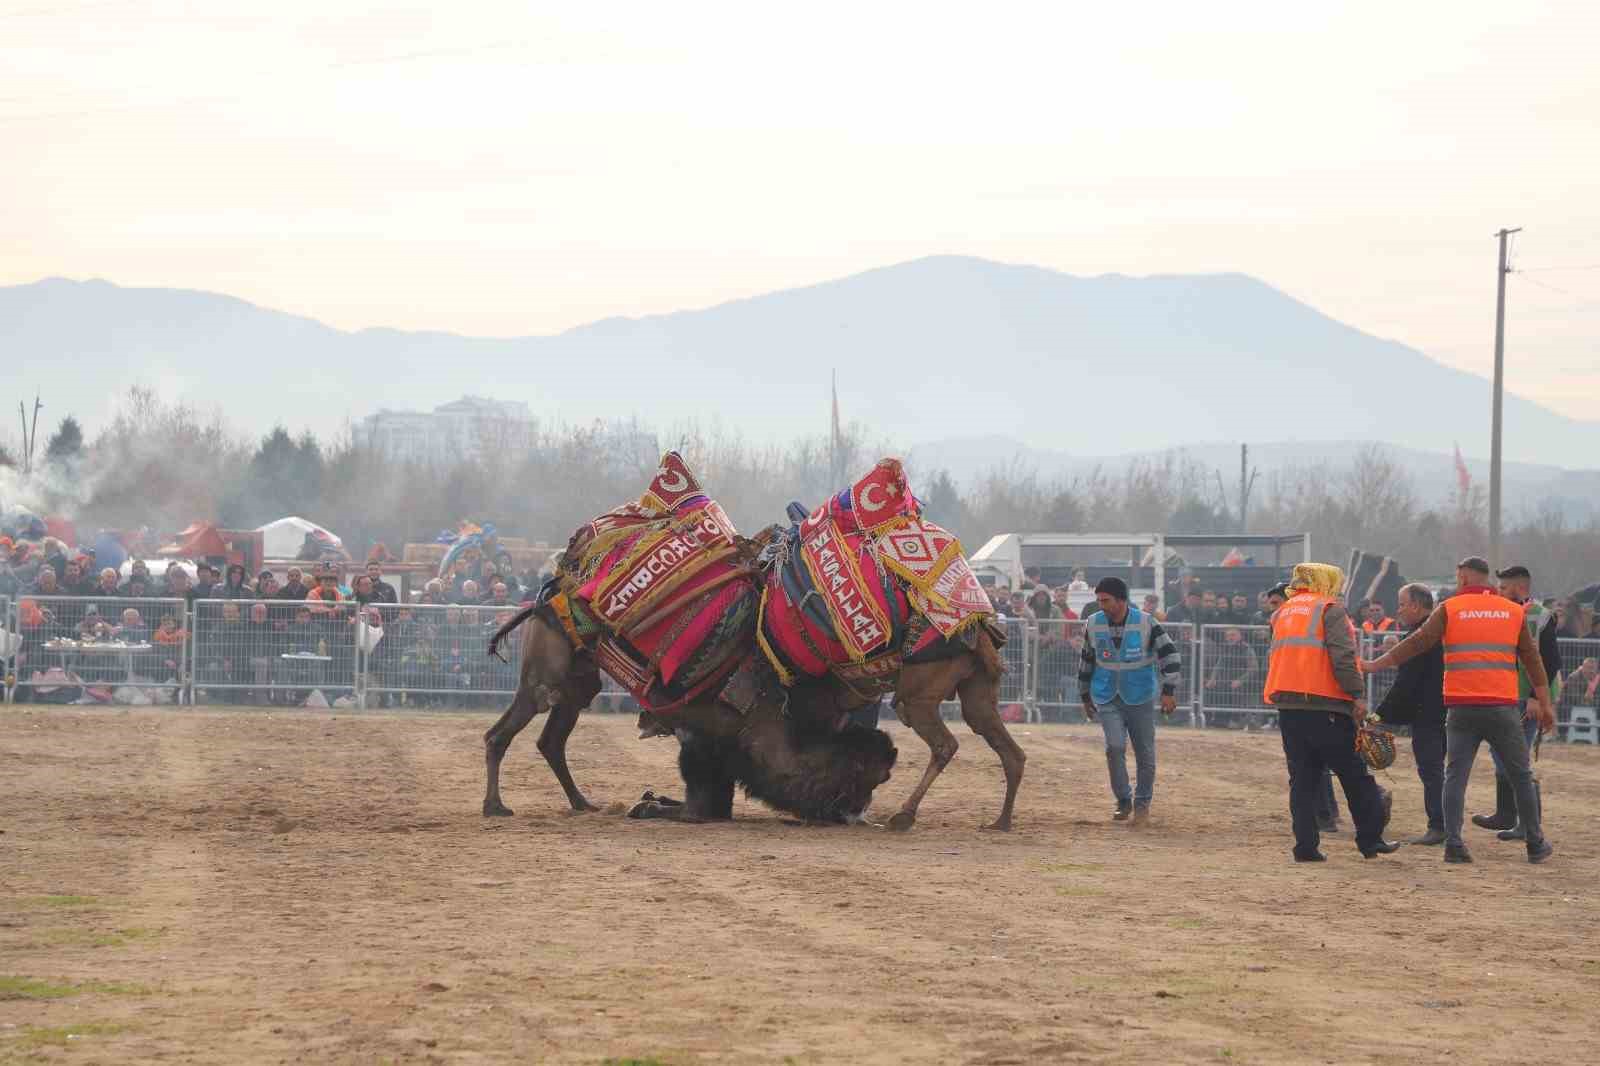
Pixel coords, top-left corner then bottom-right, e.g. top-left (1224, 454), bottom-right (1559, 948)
top-left (1165, 586), bottom-right (1204, 627)
top-left (457, 579), bottom-right (482, 606)
top-left (1559, 658), bottom-right (1599, 727)
top-left (306, 570), bottom-right (345, 616)
top-left (95, 567), bottom-right (121, 599)
top-left (245, 602), bottom-right (279, 701)
top-left (1205, 626), bottom-right (1260, 707)
top-left (1229, 593), bottom-right (1252, 625)
top-left (419, 579), bottom-right (447, 605)
top-left (255, 570), bottom-right (279, 598)
top-left (220, 564), bottom-right (250, 599)
top-left (0, 540), bottom-right (18, 598)
top-left (276, 567), bottom-right (309, 600)
top-left (1027, 587), bottom-right (1055, 621)
top-left (366, 563), bottom-right (399, 604)
top-left (152, 613), bottom-right (185, 684)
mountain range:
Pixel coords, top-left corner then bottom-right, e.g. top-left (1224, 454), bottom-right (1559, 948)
top-left (4, 256), bottom-right (1596, 475)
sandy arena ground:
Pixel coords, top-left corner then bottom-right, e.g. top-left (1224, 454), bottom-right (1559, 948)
top-left (1, 705), bottom-right (1596, 1065)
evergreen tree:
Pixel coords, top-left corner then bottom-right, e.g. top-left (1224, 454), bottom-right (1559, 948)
top-left (45, 416), bottom-right (84, 463)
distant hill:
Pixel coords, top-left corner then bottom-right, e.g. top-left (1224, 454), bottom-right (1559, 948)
top-left (904, 436), bottom-right (1600, 522)
top-left (3, 257), bottom-right (1596, 464)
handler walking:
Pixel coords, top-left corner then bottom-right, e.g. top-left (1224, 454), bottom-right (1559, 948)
top-left (1078, 577), bottom-right (1182, 825)
top-left (1365, 557), bottom-right (1555, 864)
top-left (1265, 563), bottom-right (1398, 862)
top-left (1474, 564), bottom-right (1561, 843)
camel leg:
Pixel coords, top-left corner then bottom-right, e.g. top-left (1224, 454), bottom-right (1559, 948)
top-left (536, 669), bottom-right (603, 813)
top-left (886, 696), bottom-right (959, 832)
top-left (957, 669), bottom-right (1026, 831)
top-left (483, 684), bottom-right (541, 817)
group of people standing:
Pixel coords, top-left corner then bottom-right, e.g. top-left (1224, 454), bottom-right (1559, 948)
top-left (1071, 557), bottom-right (1558, 864)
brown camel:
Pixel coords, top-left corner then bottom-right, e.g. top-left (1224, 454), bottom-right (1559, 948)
top-left (481, 605), bottom-right (896, 824)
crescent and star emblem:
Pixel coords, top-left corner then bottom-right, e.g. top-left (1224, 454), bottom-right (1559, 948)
top-left (656, 469), bottom-right (689, 493)
top-left (859, 483), bottom-right (888, 511)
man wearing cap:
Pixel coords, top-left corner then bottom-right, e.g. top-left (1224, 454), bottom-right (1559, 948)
top-left (1475, 564), bottom-right (1562, 843)
top-left (1265, 563), bottom-right (1398, 862)
top-left (1373, 583), bottom-right (1448, 844)
top-left (1365, 557), bottom-right (1554, 864)
top-left (1078, 577), bottom-right (1183, 825)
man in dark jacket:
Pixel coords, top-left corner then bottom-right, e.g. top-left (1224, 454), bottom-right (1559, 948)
top-left (276, 567), bottom-right (309, 601)
top-left (365, 562), bottom-right (399, 605)
top-left (1374, 582), bottom-right (1447, 845)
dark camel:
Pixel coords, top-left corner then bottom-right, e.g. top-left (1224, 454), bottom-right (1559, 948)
top-left (785, 627), bottom-right (1025, 831)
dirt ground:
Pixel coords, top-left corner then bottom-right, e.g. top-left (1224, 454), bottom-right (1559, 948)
top-left (1, 706), bottom-right (1596, 1065)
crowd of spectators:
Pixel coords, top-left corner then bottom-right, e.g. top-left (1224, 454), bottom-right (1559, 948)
top-left (0, 536), bottom-right (546, 706)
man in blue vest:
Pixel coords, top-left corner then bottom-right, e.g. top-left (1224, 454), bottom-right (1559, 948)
top-left (1079, 577), bottom-right (1183, 824)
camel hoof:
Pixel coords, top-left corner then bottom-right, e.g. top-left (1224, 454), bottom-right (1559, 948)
top-left (981, 818), bottom-right (1013, 832)
top-left (482, 801), bottom-right (515, 818)
top-left (887, 811), bottom-right (917, 832)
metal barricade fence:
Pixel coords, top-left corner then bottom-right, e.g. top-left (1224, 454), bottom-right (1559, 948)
top-left (1361, 632), bottom-right (1402, 713)
top-left (1, 596), bottom-right (14, 704)
top-left (190, 598), bottom-right (358, 707)
top-left (1556, 637), bottom-right (1600, 742)
top-left (1195, 623), bottom-right (1272, 725)
top-left (9, 595), bottom-right (191, 705)
top-left (357, 602), bottom-right (522, 709)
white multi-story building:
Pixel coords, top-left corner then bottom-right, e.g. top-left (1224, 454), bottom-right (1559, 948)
top-left (357, 397), bottom-right (536, 464)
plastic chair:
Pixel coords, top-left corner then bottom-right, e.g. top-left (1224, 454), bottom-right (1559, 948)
top-left (1567, 706), bottom-right (1599, 745)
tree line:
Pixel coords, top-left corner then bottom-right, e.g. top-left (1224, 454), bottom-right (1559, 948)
top-left (5, 386), bottom-right (1597, 594)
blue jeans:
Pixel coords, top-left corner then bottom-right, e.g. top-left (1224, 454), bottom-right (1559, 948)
top-left (1098, 696), bottom-right (1157, 807)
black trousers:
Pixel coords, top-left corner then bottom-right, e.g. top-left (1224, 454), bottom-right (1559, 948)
top-left (1279, 708), bottom-right (1387, 855)
top-left (1411, 715), bottom-right (1446, 832)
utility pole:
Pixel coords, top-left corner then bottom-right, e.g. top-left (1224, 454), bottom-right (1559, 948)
top-left (1238, 443), bottom-right (1257, 534)
top-left (1489, 227), bottom-right (1519, 574)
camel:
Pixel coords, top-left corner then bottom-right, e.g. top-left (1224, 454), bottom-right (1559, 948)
top-left (480, 604), bottom-right (897, 824)
top-left (483, 598), bottom-right (1025, 832)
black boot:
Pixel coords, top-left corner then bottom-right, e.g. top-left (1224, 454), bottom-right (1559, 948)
top-left (1471, 775), bottom-right (1517, 831)
top-left (1497, 779), bottom-right (1541, 842)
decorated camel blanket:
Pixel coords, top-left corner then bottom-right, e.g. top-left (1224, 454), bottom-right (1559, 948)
top-left (758, 459), bottom-right (995, 686)
top-left (552, 452), bottom-right (759, 714)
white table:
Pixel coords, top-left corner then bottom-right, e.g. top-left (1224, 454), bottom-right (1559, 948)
top-left (43, 641), bottom-right (155, 684)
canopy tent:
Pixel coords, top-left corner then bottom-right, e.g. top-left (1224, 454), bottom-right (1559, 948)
top-left (159, 522), bottom-right (230, 560)
top-left (257, 516), bottom-right (347, 561)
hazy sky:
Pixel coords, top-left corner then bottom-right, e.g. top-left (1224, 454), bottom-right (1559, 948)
top-left (3, 2), bottom-right (1597, 418)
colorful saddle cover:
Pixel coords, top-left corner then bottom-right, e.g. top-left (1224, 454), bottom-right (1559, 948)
top-left (758, 459), bottom-right (995, 687)
top-left (553, 452), bottom-right (758, 714)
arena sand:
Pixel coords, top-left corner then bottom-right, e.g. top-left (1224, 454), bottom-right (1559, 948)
top-left (1, 706), bottom-right (1595, 1065)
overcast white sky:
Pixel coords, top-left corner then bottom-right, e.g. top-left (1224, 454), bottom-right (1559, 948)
top-left (3, 1), bottom-right (1597, 418)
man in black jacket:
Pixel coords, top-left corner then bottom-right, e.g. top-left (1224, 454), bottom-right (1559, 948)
top-left (1374, 582), bottom-right (1447, 845)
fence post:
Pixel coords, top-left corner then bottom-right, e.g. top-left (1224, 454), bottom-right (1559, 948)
top-left (355, 617), bottom-right (368, 710)
top-left (1193, 627), bottom-right (1207, 729)
top-left (1025, 622), bottom-right (1038, 723)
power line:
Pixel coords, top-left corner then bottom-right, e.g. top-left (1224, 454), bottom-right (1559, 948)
top-left (1513, 273), bottom-right (1600, 309)
top-left (1515, 262), bottom-right (1600, 273)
